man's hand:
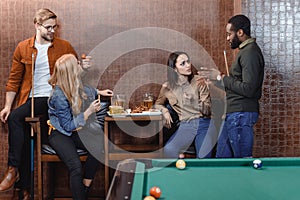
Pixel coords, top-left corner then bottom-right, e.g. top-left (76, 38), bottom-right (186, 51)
top-left (81, 54), bottom-right (92, 71)
top-left (0, 107), bottom-right (11, 123)
top-left (197, 67), bottom-right (221, 81)
top-left (98, 89), bottom-right (113, 97)
top-left (0, 91), bottom-right (16, 123)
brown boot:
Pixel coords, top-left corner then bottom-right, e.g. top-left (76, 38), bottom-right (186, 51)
top-left (10, 188), bottom-right (30, 200)
top-left (19, 189), bottom-right (30, 200)
top-left (10, 188), bottom-right (19, 200)
top-left (0, 166), bottom-right (19, 192)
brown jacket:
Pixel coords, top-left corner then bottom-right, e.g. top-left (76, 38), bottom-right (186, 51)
top-left (155, 75), bottom-right (211, 121)
top-left (5, 35), bottom-right (77, 107)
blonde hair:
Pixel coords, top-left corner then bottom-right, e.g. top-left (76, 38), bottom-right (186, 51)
top-left (49, 54), bottom-right (85, 115)
top-left (34, 8), bottom-right (57, 24)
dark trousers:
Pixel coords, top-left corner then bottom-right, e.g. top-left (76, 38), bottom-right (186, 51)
top-left (7, 97), bottom-right (48, 189)
top-left (48, 130), bottom-right (99, 200)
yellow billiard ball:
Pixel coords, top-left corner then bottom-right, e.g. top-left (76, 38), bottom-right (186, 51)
top-left (176, 159), bottom-right (186, 170)
top-left (144, 195), bottom-right (156, 200)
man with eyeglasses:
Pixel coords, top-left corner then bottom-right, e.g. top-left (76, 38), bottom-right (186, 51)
top-left (0, 8), bottom-right (86, 199)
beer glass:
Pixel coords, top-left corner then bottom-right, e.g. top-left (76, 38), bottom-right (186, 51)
top-left (143, 93), bottom-right (153, 110)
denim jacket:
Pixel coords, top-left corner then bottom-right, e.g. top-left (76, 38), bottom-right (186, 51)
top-left (48, 85), bottom-right (97, 136)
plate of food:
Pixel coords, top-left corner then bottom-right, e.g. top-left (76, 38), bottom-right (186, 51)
top-left (107, 111), bottom-right (129, 117)
top-left (107, 106), bottom-right (129, 117)
top-left (130, 111), bottom-right (162, 116)
top-left (129, 106), bottom-right (162, 116)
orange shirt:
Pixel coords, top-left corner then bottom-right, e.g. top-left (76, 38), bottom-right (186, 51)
top-left (5, 35), bottom-right (77, 108)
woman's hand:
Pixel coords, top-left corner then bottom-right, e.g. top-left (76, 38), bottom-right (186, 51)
top-left (84, 99), bottom-right (101, 121)
top-left (163, 111), bottom-right (173, 129)
top-left (90, 99), bottom-right (101, 113)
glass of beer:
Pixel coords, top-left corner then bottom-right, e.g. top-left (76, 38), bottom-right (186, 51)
top-left (143, 93), bottom-right (153, 110)
top-left (113, 94), bottom-right (125, 108)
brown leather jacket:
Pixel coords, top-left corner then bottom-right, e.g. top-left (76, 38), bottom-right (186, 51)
top-left (5, 35), bottom-right (77, 108)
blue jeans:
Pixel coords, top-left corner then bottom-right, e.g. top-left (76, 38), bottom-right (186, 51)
top-left (216, 112), bottom-right (259, 158)
top-left (164, 118), bottom-right (216, 158)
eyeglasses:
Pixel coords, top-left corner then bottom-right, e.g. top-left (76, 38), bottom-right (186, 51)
top-left (39, 24), bottom-right (58, 32)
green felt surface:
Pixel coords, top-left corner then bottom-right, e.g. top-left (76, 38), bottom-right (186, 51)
top-left (132, 158), bottom-right (300, 200)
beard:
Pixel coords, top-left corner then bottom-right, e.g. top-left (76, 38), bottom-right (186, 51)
top-left (41, 32), bottom-right (54, 42)
top-left (230, 34), bottom-right (241, 49)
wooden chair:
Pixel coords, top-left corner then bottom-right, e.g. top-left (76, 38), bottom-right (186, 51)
top-left (25, 117), bottom-right (87, 200)
top-left (25, 99), bottom-right (109, 199)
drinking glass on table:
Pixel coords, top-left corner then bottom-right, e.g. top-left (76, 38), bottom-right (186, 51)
top-left (113, 94), bottom-right (125, 108)
top-left (143, 93), bottom-right (153, 110)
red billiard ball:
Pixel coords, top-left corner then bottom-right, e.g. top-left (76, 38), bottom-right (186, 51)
top-left (144, 196), bottom-right (156, 200)
top-left (150, 186), bottom-right (161, 198)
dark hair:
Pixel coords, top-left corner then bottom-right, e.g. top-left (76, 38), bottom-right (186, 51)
top-left (167, 51), bottom-right (194, 89)
top-left (228, 14), bottom-right (251, 36)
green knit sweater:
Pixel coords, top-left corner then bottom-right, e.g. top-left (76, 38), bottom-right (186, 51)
top-left (223, 38), bottom-right (265, 114)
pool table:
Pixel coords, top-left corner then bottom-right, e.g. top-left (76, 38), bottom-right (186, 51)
top-left (106, 157), bottom-right (300, 200)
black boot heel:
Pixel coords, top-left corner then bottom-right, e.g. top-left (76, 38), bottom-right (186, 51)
top-left (84, 185), bottom-right (91, 200)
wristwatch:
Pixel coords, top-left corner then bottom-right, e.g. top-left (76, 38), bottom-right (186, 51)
top-left (217, 74), bottom-right (222, 81)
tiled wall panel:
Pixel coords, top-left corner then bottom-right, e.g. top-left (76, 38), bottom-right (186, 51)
top-left (241, 0), bottom-right (300, 157)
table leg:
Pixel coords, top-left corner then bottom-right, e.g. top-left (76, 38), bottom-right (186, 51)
top-left (104, 121), bottom-right (109, 195)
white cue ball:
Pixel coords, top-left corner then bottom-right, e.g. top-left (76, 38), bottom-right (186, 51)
top-left (253, 159), bottom-right (262, 169)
